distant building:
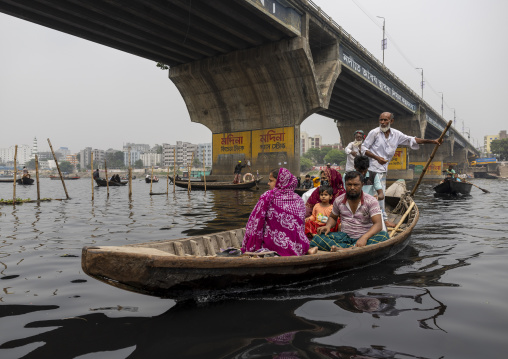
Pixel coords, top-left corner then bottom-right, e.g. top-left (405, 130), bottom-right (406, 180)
top-left (66, 154), bottom-right (78, 169)
top-left (485, 134), bottom-right (500, 154)
top-left (321, 143), bottom-right (343, 150)
top-left (91, 149), bottom-right (105, 167)
top-left (300, 132), bottom-right (322, 154)
top-left (0, 144), bottom-right (32, 165)
top-left (80, 147), bottom-right (92, 169)
top-left (123, 143), bottom-right (150, 153)
top-left (140, 151), bottom-right (161, 167)
top-left (197, 143), bottom-right (212, 167)
top-left (37, 151), bottom-right (53, 161)
top-left (123, 149), bottom-right (140, 167)
top-left (162, 141), bottom-right (198, 168)
top-left (31, 137), bottom-right (38, 160)
top-left (55, 147), bottom-right (71, 160)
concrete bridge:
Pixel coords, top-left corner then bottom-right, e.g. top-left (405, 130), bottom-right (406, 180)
top-left (0, 0), bottom-right (478, 176)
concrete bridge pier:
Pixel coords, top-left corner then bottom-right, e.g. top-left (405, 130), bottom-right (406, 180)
top-left (169, 34), bottom-right (340, 179)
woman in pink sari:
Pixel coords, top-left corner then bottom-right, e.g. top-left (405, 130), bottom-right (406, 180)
top-left (305, 168), bottom-right (345, 217)
top-left (242, 168), bottom-right (309, 256)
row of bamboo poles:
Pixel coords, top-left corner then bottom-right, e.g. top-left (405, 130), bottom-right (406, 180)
top-left (9, 144), bottom-right (207, 205)
top-left (9, 139), bottom-right (70, 204)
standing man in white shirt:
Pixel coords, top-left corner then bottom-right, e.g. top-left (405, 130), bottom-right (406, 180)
top-left (363, 112), bottom-right (442, 227)
top-left (344, 130), bottom-right (365, 173)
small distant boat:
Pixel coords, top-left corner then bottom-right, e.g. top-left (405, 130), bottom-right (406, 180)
top-left (173, 178), bottom-right (261, 190)
top-left (168, 176), bottom-right (217, 183)
top-left (50, 175), bottom-right (80, 180)
top-left (120, 175), bottom-right (136, 180)
top-left (94, 178), bottom-right (127, 187)
top-left (433, 180), bottom-right (472, 195)
top-left (16, 177), bottom-right (34, 185)
top-left (145, 177), bottom-right (159, 183)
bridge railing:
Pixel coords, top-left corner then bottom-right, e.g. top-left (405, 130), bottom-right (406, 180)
top-left (299, 0), bottom-right (473, 151)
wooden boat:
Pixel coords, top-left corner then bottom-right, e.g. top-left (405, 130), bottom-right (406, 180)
top-left (16, 177), bottom-right (34, 185)
top-left (168, 175), bottom-right (217, 183)
top-left (173, 177), bottom-right (262, 190)
top-left (50, 175), bottom-right (80, 180)
top-left (82, 184), bottom-right (418, 300)
top-left (433, 180), bottom-right (472, 195)
top-left (94, 178), bottom-right (127, 187)
top-left (145, 177), bottom-right (159, 183)
top-left (0, 178), bottom-right (14, 183)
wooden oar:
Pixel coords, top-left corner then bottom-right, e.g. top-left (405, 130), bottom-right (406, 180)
top-left (462, 179), bottom-right (490, 193)
top-left (410, 120), bottom-right (452, 197)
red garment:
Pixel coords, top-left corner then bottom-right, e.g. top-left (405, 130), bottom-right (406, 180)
top-left (305, 220), bottom-right (339, 239)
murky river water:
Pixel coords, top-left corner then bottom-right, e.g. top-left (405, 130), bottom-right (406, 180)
top-left (0, 177), bottom-right (507, 358)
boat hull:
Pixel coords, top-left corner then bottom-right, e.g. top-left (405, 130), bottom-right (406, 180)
top-left (433, 180), bottom-right (472, 195)
top-left (16, 177), bottom-right (34, 185)
top-left (82, 202), bottom-right (419, 300)
top-left (173, 179), bottom-right (260, 190)
top-left (94, 178), bottom-right (127, 187)
top-left (145, 178), bottom-right (159, 183)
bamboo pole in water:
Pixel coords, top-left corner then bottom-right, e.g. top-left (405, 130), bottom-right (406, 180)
top-left (13, 145), bottom-right (17, 203)
top-left (48, 138), bottom-right (70, 199)
top-left (166, 165), bottom-right (170, 195)
top-left (188, 152), bottom-right (194, 193)
top-left (203, 149), bottom-right (206, 192)
top-left (173, 149), bottom-right (176, 194)
top-left (91, 152), bottom-right (94, 201)
top-left (35, 154), bottom-right (40, 201)
top-left (150, 166), bottom-right (154, 194)
top-left (105, 159), bottom-right (109, 198)
top-left (128, 147), bottom-right (132, 199)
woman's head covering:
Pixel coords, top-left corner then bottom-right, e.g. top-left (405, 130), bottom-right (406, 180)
top-left (306, 168), bottom-right (345, 215)
top-left (242, 168), bottom-right (309, 256)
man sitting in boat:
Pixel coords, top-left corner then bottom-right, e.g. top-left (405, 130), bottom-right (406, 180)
top-left (440, 173), bottom-right (453, 183)
top-left (453, 173), bottom-right (462, 182)
top-left (308, 171), bottom-right (389, 253)
top-left (93, 169), bottom-right (100, 180)
top-left (242, 167), bottom-right (310, 256)
top-left (22, 166), bottom-right (30, 179)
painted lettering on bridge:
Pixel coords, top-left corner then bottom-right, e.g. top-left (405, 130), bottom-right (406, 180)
top-left (339, 45), bottom-right (417, 112)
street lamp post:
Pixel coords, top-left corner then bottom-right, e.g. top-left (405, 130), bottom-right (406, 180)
top-left (451, 108), bottom-right (456, 127)
top-left (438, 92), bottom-right (444, 118)
top-left (416, 67), bottom-right (424, 98)
top-left (376, 16), bottom-right (386, 64)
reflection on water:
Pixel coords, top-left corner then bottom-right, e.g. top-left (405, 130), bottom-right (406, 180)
top-left (0, 178), bottom-right (507, 358)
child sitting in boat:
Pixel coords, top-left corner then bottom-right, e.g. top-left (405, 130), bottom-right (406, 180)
top-left (304, 186), bottom-right (339, 239)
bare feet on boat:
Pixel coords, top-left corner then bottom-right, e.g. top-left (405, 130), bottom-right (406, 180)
top-left (385, 220), bottom-right (397, 228)
top-left (331, 245), bottom-right (353, 252)
top-left (307, 247), bottom-right (318, 255)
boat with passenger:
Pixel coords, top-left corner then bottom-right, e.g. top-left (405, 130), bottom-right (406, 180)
top-left (82, 181), bottom-right (417, 300)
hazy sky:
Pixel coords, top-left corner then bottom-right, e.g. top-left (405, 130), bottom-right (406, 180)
top-left (1, 0), bottom-right (507, 154)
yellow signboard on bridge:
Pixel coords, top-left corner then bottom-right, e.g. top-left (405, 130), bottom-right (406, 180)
top-left (388, 147), bottom-right (407, 170)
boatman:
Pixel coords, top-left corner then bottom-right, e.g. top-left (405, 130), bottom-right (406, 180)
top-left (93, 169), bottom-right (100, 180)
top-left (233, 160), bottom-right (246, 184)
top-left (308, 170), bottom-right (389, 253)
top-left (363, 112), bottom-right (442, 228)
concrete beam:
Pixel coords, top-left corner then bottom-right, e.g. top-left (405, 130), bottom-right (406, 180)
top-left (169, 36), bottom-right (340, 175)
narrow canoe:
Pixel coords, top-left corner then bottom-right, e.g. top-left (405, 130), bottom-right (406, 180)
top-left (94, 178), bottom-right (127, 187)
top-left (433, 180), bottom-right (472, 195)
top-left (173, 178), bottom-right (261, 190)
top-left (168, 176), bottom-right (217, 183)
top-left (50, 175), bottom-right (80, 180)
top-left (16, 177), bottom-right (34, 185)
top-left (82, 194), bottom-right (418, 300)
top-left (145, 178), bottom-right (159, 183)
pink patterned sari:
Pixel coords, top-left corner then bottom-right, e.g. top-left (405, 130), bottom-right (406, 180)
top-left (242, 168), bottom-right (309, 256)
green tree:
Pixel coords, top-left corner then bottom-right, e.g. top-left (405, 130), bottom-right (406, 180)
top-left (491, 138), bottom-right (508, 160)
top-left (155, 145), bottom-right (163, 154)
top-left (134, 159), bottom-right (144, 169)
top-left (300, 157), bottom-right (313, 172)
top-left (25, 159), bottom-right (36, 170)
top-left (105, 151), bottom-right (125, 169)
top-left (303, 147), bottom-right (333, 164)
top-left (59, 161), bottom-right (74, 173)
top-left (193, 158), bottom-right (202, 167)
top-left (324, 149), bottom-right (347, 166)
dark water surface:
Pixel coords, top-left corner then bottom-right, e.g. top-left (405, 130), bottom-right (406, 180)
top-left (0, 178), bottom-right (507, 358)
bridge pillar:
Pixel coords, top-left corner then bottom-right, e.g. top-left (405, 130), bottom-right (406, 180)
top-left (169, 36), bottom-right (340, 178)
